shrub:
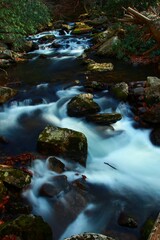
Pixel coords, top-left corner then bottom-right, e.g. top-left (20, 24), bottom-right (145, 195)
top-left (0, 0), bottom-right (51, 51)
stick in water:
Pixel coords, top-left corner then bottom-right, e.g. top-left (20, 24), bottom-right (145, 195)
top-left (104, 162), bottom-right (117, 170)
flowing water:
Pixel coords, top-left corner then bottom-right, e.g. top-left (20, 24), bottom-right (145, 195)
top-left (1, 29), bottom-right (160, 239)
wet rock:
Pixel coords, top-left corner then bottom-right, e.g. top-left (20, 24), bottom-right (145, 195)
top-left (118, 211), bottom-right (138, 228)
top-left (111, 82), bottom-right (129, 101)
top-left (0, 166), bottom-right (31, 189)
top-left (38, 35), bottom-right (55, 44)
top-left (0, 49), bottom-right (13, 59)
top-left (65, 233), bottom-right (116, 240)
top-left (150, 128), bottom-right (160, 146)
top-left (86, 113), bottom-right (122, 125)
top-left (23, 40), bottom-right (33, 52)
top-left (73, 22), bottom-right (93, 34)
top-left (37, 126), bottom-right (88, 166)
top-left (0, 86), bottom-right (18, 104)
top-left (0, 214), bottom-right (52, 240)
top-left (67, 93), bottom-right (101, 117)
top-left (146, 76), bottom-right (160, 87)
top-left (39, 175), bottom-right (70, 197)
top-left (97, 36), bottom-right (119, 56)
top-left (144, 85), bottom-right (160, 105)
top-left (94, 28), bottom-right (117, 44)
top-left (140, 217), bottom-right (155, 240)
top-left (83, 80), bottom-right (107, 92)
top-left (87, 15), bottom-right (108, 26)
top-left (47, 156), bottom-right (65, 173)
top-left (87, 62), bottom-right (114, 72)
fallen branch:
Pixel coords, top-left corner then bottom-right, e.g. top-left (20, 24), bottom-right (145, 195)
top-left (104, 162), bottom-right (117, 170)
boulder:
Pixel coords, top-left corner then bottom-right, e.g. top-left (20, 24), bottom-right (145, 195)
top-left (0, 214), bottom-right (52, 240)
top-left (87, 15), bottom-right (108, 26)
top-left (97, 36), bottom-right (119, 56)
top-left (0, 166), bottom-right (31, 189)
top-left (86, 113), bottom-right (122, 125)
top-left (141, 104), bottom-right (160, 124)
top-left (146, 76), bottom-right (160, 87)
top-left (144, 85), bottom-right (160, 105)
top-left (0, 49), bottom-right (13, 59)
top-left (111, 82), bottom-right (129, 101)
top-left (94, 28), bottom-right (117, 44)
top-left (65, 233), bottom-right (116, 240)
top-left (87, 62), bottom-right (114, 72)
top-left (67, 93), bottom-right (101, 117)
top-left (0, 86), bottom-right (18, 104)
top-left (37, 126), bottom-right (88, 166)
top-left (73, 22), bottom-right (93, 34)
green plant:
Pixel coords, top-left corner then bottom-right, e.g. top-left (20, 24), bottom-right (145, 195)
top-left (0, 0), bottom-right (51, 51)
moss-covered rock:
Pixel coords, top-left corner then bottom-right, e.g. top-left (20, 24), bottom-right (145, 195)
top-left (87, 62), bottom-right (114, 72)
top-left (0, 214), bottom-right (52, 240)
top-left (37, 126), bottom-right (88, 166)
top-left (65, 233), bottom-right (116, 240)
top-left (0, 87), bottom-right (18, 104)
top-left (86, 113), bottom-right (122, 125)
top-left (73, 22), bottom-right (93, 34)
top-left (67, 93), bottom-right (101, 117)
top-left (0, 166), bottom-right (31, 189)
top-left (111, 82), bottom-right (129, 101)
top-left (97, 36), bottom-right (119, 56)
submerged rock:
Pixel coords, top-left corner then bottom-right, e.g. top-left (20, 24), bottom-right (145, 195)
top-left (0, 86), bottom-right (18, 104)
top-left (67, 93), bottom-right (101, 117)
top-left (118, 211), bottom-right (138, 228)
top-left (37, 126), bottom-right (88, 166)
top-left (0, 214), bottom-right (52, 240)
top-left (47, 156), bottom-right (65, 173)
top-left (65, 233), bottom-right (116, 240)
top-left (86, 113), bottom-right (122, 125)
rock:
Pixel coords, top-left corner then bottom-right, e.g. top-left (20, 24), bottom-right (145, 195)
top-left (118, 211), bottom-right (138, 228)
top-left (0, 214), bottom-right (52, 240)
top-left (144, 85), bottom-right (160, 105)
top-left (67, 93), bottom-right (101, 117)
top-left (65, 233), bottom-right (116, 240)
top-left (47, 156), bottom-right (65, 173)
top-left (94, 28), bottom-right (117, 44)
top-left (23, 40), bottom-right (33, 52)
top-left (73, 22), bottom-right (93, 34)
top-left (86, 113), bottom-right (122, 125)
top-left (87, 15), bottom-right (108, 26)
top-left (0, 166), bottom-right (31, 189)
top-left (146, 76), bottom-right (160, 87)
top-left (39, 175), bottom-right (70, 197)
top-left (150, 128), bottom-right (160, 146)
top-left (0, 86), bottom-right (18, 104)
top-left (140, 217), bottom-right (155, 240)
top-left (37, 126), bottom-right (88, 166)
top-left (111, 82), bottom-right (129, 101)
top-left (87, 62), bottom-right (114, 72)
top-left (97, 36), bottom-right (119, 56)
top-left (0, 59), bottom-right (14, 67)
top-left (38, 35), bottom-right (55, 44)
top-left (0, 49), bottom-right (13, 59)
top-left (83, 80), bottom-right (107, 92)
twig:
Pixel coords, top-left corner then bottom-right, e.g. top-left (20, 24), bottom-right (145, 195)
top-left (104, 162), bottom-right (117, 170)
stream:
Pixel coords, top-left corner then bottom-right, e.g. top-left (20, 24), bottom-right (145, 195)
top-left (1, 29), bottom-right (160, 240)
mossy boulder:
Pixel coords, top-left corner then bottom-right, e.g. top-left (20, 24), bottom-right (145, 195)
top-left (0, 166), bottom-right (31, 189)
top-left (67, 93), bottom-right (101, 117)
top-left (111, 82), bottom-right (129, 101)
top-left (37, 126), bottom-right (88, 166)
top-left (87, 62), bottom-right (114, 72)
top-left (97, 36), bottom-right (119, 56)
top-left (0, 87), bottom-right (18, 104)
top-left (73, 22), bottom-right (93, 34)
top-left (144, 85), bottom-right (160, 105)
top-left (0, 214), bottom-right (52, 240)
top-left (86, 113), bottom-right (122, 125)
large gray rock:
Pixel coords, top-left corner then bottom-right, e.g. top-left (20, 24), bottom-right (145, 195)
top-left (111, 82), bottom-right (129, 101)
top-left (67, 93), bottom-right (101, 117)
top-left (37, 126), bottom-right (88, 166)
top-left (0, 86), bottom-right (18, 104)
top-left (0, 214), bottom-right (52, 240)
top-left (97, 36), bottom-right (119, 56)
top-left (145, 85), bottom-right (160, 104)
top-left (146, 76), bottom-right (160, 87)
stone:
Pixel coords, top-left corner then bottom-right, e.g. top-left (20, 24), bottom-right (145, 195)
top-left (67, 93), bottom-right (101, 117)
top-left (65, 233), bottom-right (116, 240)
top-left (94, 28), bottom-right (117, 43)
top-left (111, 82), bottom-right (129, 101)
top-left (150, 128), bottom-right (160, 146)
top-left (0, 86), bottom-right (18, 104)
top-left (87, 15), bottom-right (108, 26)
top-left (0, 49), bottom-right (13, 59)
top-left (0, 214), bottom-right (52, 240)
top-left (87, 62), bottom-right (114, 72)
top-left (73, 22), bottom-right (93, 34)
top-left (97, 36), bottom-right (119, 56)
top-left (144, 85), bottom-right (160, 105)
top-left (47, 156), bottom-right (65, 173)
top-left (0, 166), bottom-right (31, 189)
top-left (37, 126), bottom-right (88, 166)
top-left (146, 76), bottom-right (160, 87)
top-left (86, 113), bottom-right (122, 125)
top-left (142, 104), bottom-right (160, 124)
